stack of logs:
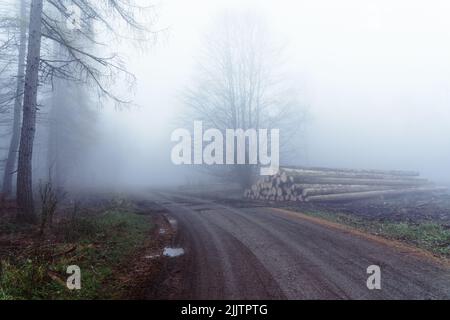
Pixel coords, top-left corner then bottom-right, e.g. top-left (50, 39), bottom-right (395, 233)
top-left (244, 166), bottom-right (447, 202)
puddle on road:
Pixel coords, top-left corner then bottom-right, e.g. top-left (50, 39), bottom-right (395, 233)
top-left (163, 247), bottom-right (185, 258)
top-left (167, 218), bottom-right (178, 228)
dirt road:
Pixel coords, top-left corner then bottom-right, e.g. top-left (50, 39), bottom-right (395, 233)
top-left (146, 192), bottom-right (450, 300)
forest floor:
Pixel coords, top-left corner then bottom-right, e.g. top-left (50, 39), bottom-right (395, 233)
top-left (0, 194), bottom-right (174, 300)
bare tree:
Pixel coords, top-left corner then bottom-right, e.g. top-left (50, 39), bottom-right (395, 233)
top-left (2, 0), bottom-right (28, 198)
top-left (16, 0), bottom-right (43, 223)
top-left (17, 0), bottom-right (155, 223)
top-left (0, 0), bottom-right (24, 161)
top-left (0, 1), bottom-right (21, 112)
top-left (184, 11), bottom-right (306, 188)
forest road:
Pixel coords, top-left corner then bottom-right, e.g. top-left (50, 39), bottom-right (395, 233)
top-left (144, 192), bottom-right (450, 300)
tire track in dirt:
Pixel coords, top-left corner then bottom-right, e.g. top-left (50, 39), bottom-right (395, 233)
top-left (143, 192), bottom-right (450, 300)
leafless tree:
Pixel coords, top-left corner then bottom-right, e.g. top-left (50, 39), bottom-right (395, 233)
top-left (0, 3), bottom-right (18, 116)
top-left (17, 0), bottom-right (156, 223)
top-left (2, 0), bottom-right (28, 198)
top-left (184, 11), bottom-right (307, 188)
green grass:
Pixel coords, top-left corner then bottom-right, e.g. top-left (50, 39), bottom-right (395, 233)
top-left (0, 220), bottom-right (32, 235)
top-left (0, 210), bottom-right (153, 300)
top-left (286, 207), bottom-right (450, 258)
top-left (377, 222), bottom-right (450, 256)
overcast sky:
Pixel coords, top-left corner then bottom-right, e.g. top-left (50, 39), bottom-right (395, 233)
top-left (92, 0), bottom-right (450, 186)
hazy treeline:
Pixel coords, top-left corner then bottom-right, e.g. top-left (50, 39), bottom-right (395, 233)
top-left (0, 0), bottom-right (154, 223)
top-left (182, 11), bottom-right (307, 187)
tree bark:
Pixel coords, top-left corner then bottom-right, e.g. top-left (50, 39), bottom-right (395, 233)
top-left (16, 0), bottom-right (43, 223)
top-left (2, 0), bottom-right (27, 198)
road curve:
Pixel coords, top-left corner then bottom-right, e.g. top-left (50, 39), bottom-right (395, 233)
top-left (148, 192), bottom-right (450, 300)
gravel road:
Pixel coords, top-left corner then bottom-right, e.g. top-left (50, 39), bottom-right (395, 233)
top-left (148, 192), bottom-right (450, 300)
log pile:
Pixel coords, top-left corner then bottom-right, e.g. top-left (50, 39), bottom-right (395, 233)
top-left (244, 166), bottom-right (447, 202)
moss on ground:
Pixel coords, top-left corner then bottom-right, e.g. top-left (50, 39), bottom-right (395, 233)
top-left (0, 209), bottom-right (153, 300)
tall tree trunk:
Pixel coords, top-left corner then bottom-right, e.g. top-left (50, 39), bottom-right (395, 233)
top-left (17, 0), bottom-right (43, 223)
top-left (2, 0), bottom-right (27, 198)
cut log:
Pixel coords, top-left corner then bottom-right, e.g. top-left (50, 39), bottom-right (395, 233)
top-left (282, 166), bottom-right (420, 177)
top-left (281, 168), bottom-right (423, 181)
top-left (302, 185), bottom-right (393, 197)
top-left (305, 187), bottom-right (448, 202)
top-left (290, 176), bottom-right (429, 187)
top-left (243, 166), bottom-right (438, 203)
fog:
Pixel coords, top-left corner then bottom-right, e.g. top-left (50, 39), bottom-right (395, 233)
top-left (80, 0), bottom-right (450, 187)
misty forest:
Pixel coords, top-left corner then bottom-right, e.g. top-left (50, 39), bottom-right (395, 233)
top-left (0, 0), bottom-right (450, 301)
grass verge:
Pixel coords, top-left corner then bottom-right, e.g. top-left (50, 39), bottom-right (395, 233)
top-left (286, 207), bottom-right (450, 258)
top-left (0, 208), bottom-right (154, 300)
